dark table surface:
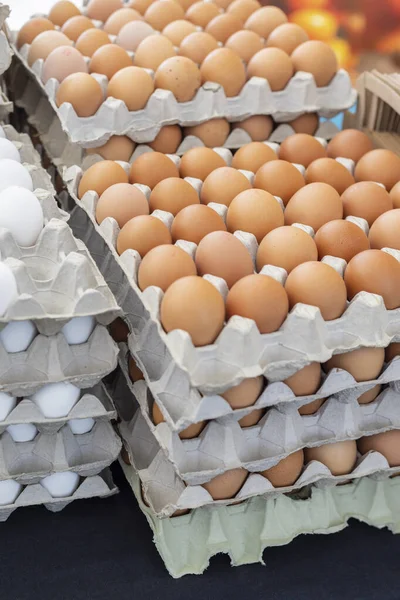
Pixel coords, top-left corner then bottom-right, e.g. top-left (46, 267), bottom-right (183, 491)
top-left (2, 464), bottom-right (400, 600)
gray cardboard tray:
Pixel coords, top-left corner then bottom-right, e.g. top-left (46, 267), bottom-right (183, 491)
top-left (0, 4), bottom-right (12, 77)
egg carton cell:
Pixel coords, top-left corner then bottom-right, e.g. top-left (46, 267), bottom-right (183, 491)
top-left (12, 40), bottom-right (356, 147)
top-left (0, 324), bottom-right (118, 396)
top-left (0, 468), bottom-right (117, 523)
top-left (0, 4), bottom-right (12, 78)
top-left (119, 408), bottom-right (400, 517)
top-left (0, 418), bottom-right (122, 485)
top-left (121, 464), bottom-right (400, 577)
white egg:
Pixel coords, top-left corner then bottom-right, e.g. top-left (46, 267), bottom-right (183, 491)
top-left (0, 127), bottom-right (6, 139)
top-left (0, 160), bottom-right (33, 192)
top-left (0, 139), bottom-right (21, 163)
top-left (68, 417), bottom-right (95, 434)
top-left (40, 472), bottom-right (80, 498)
top-left (62, 316), bottom-right (96, 345)
top-left (0, 480), bottom-right (22, 505)
top-left (0, 392), bottom-right (17, 420)
top-left (6, 423), bottom-right (38, 442)
top-left (31, 382), bottom-right (81, 418)
top-left (0, 320), bottom-right (37, 353)
top-left (0, 186), bottom-right (44, 247)
top-left (0, 263), bottom-right (18, 317)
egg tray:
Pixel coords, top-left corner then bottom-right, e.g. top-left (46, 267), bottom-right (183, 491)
top-left (0, 324), bottom-right (119, 396)
top-left (0, 468), bottom-right (117, 522)
top-left (0, 383), bottom-right (117, 436)
top-left (120, 463), bottom-right (400, 578)
top-left (0, 417), bottom-right (122, 485)
top-left (0, 88), bottom-right (13, 120)
top-left (11, 40), bottom-right (356, 147)
top-left (0, 4), bottom-right (12, 78)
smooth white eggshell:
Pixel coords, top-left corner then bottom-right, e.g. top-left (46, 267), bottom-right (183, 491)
top-left (116, 20), bottom-right (154, 51)
top-left (40, 472), bottom-right (80, 498)
top-left (0, 392), bottom-right (17, 420)
top-left (0, 139), bottom-right (21, 162)
top-left (0, 160), bottom-right (33, 192)
top-left (0, 320), bottom-right (37, 353)
top-left (0, 263), bottom-right (18, 317)
top-left (31, 382), bottom-right (81, 418)
top-left (7, 423), bottom-right (38, 442)
top-left (62, 316), bottom-right (96, 345)
top-left (0, 480), bottom-right (22, 505)
top-left (0, 186), bottom-right (44, 247)
top-left (68, 418), bottom-right (95, 434)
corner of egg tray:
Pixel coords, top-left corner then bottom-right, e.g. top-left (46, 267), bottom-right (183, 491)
top-left (0, 3), bottom-right (12, 78)
top-left (12, 43), bottom-right (356, 146)
top-left (120, 462), bottom-right (400, 578)
top-left (0, 417), bottom-right (122, 485)
top-left (0, 468), bottom-right (117, 522)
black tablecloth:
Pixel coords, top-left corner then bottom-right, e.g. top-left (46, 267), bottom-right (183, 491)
top-left (2, 465), bottom-right (399, 599)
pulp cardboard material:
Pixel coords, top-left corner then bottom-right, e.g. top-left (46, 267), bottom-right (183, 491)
top-left (0, 4), bottom-right (12, 77)
top-left (120, 464), bottom-right (400, 578)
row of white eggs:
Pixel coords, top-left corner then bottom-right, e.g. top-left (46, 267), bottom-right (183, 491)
top-left (0, 472), bottom-right (81, 505)
top-left (4, 418), bottom-right (95, 441)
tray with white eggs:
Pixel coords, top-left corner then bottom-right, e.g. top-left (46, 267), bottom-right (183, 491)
top-left (0, 382), bottom-right (116, 436)
top-left (0, 416), bottom-right (121, 485)
top-left (0, 468), bottom-right (117, 522)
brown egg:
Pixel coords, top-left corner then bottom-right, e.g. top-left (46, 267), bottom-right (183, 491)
top-left (385, 342), bottom-right (400, 363)
top-left (86, 0), bottom-right (123, 21)
top-left (287, 113), bottom-right (319, 135)
top-left (266, 23), bottom-right (309, 55)
top-left (306, 158), bottom-right (355, 194)
top-left (261, 450), bottom-right (304, 487)
top-left (75, 28), bottom-right (111, 57)
top-left (90, 44), bottom-right (132, 80)
top-left (214, 0), bottom-right (234, 8)
top-left (175, 0), bottom-right (197, 10)
top-left (201, 167), bottom-right (252, 207)
top-left (205, 14), bottom-right (243, 43)
top-left (61, 16), bottom-right (94, 42)
top-left (17, 18), bottom-right (55, 49)
top-left (117, 215), bottom-right (172, 256)
top-left (248, 48), bottom-right (294, 91)
top-left (78, 161), bottom-right (129, 198)
top-left (27, 31), bottom-right (73, 66)
top-left (155, 56), bottom-right (201, 102)
top-left (180, 147), bottom-right (226, 180)
top-left (171, 205), bottom-right (227, 244)
top-left (185, 1), bottom-right (220, 27)
top-left (162, 20), bottom-right (197, 45)
top-left (369, 209), bottom-right (400, 250)
top-left (202, 468), bottom-right (248, 500)
top-left (226, 274), bottom-right (288, 333)
top-left (390, 181), bottom-right (400, 209)
top-left (285, 261), bottom-right (347, 320)
top-left (221, 376), bottom-right (264, 409)
top-left (138, 244), bottom-right (197, 291)
top-left (344, 249), bottom-right (400, 310)
top-left (179, 32), bottom-right (219, 64)
top-left (254, 160), bottom-right (305, 205)
top-left (147, 126), bottom-right (181, 154)
top-left (184, 119), bottom-right (230, 147)
top-left (104, 8), bottom-right (143, 35)
top-left (238, 409), bottom-right (265, 427)
top-left (149, 178), bottom-right (199, 214)
top-left (225, 30), bottom-right (263, 63)
top-left (231, 142), bottom-right (277, 172)
top-left (305, 440), bottom-right (357, 475)
top-left (134, 35), bottom-right (176, 70)
top-left (279, 133), bottom-right (326, 167)
top-left (200, 48), bottom-right (247, 98)
top-left (256, 226), bottom-right (318, 274)
top-left (127, 0), bottom-right (155, 15)
top-left (324, 347), bottom-right (384, 381)
top-left (195, 231), bottom-right (253, 288)
top-left (299, 398), bottom-right (325, 415)
top-left (341, 182), bottom-right (393, 227)
top-left (117, 20), bottom-right (155, 52)
top-left (354, 149), bottom-right (400, 191)
top-left (314, 220), bottom-right (370, 262)
top-left (327, 129), bottom-right (373, 163)
top-left (144, 0), bottom-right (185, 30)
top-left (152, 402), bottom-right (205, 439)
top-left (161, 275), bottom-right (225, 346)
top-left (96, 183), bottom-right (149, 227)
top-left (109, 317), bottom-right (129, 343)
top-left (291, 41), bottom-right (338, 87)
top-left (87, 136), bottom-right (136, 162)
top-left (227, 189), bottom-right (284, 242)
top-left (56, 73), bottom-right (104, 117)
top-left (358, 430), bottom-right (400, 466)
top-left (130, 152), bottom-right (179, 188)
top-left (48, 1), bottom-right (81, 27)
top-left (232, 116), bottom-right (274, 142)
top-left (284, 362), bottom-right (321, 395)
top-left (128, 355), bottom-right (144, 381)
top-left (107, 66), bottom-right (154, 111)
top-left (285, 183), bottom-right (342, 232)
top-left (245, 6), bottom-right (287, 38)
top-left (42, 46), bottom-right (88, 84)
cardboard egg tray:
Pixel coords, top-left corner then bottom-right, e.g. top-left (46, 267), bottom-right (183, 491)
top-left (120, 464), bottom-right (400, 578)
top-left (0, 417), bottom-right (121, 485)
top-left (0, 468), bottom-right (117, 522)
top-left (0, 4), bottom-right (12, 78)
top-left (0, 382), bottom-right (116, 435)
top-left (11, 40), bottom-right (356, 146)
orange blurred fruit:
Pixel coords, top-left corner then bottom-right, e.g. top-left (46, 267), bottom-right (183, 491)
top-left (289, 9), bottom-right (338, 41)
top-left (376, 28), bottom-right (400, 53)
top-left (288, 0), bottom-right (331, 9)
top-left (326, 37), bottom-right (356, 69)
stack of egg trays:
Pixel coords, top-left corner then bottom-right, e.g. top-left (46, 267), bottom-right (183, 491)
top-left (0, 124), bottom-right (122, 520)
top-left (0, 3), bottom-right (13, 119)
top-left (10, 22), bottom-right (357, 147)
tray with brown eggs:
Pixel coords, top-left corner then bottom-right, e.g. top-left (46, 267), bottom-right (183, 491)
top-left (12, 0), bottom-right (356, 146)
